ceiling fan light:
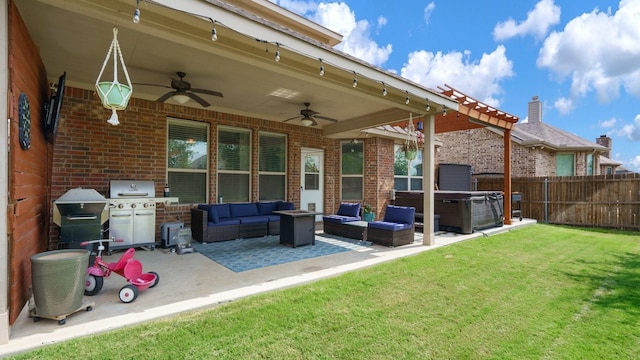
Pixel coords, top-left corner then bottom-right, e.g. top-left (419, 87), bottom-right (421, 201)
top-left (173, 94), bottom-right (190, 104)
top-left (301, 118), bottom-right (313, 126)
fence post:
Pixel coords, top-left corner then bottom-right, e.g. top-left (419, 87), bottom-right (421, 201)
top-left (544, 178), bottom-right (548, 224)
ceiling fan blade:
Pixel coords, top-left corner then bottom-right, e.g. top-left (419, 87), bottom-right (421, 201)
top-left (191, 88), bottom-right (224, 98)
top-left (156, 92), bottom-right (175, 103)
top-left (313, 115), bottom-right (338, 123)
top-left (187, 93), bottom-right (211, 107)
top-left (283, 116), bottom-right (301, 122)
top-left (133, 83), bottom-right (172, 89)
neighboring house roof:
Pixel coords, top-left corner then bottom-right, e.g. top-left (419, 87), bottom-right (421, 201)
top-left (599, 155), bottom-right (622, 167)
top-left (511, 121), bottom-right (609, 152)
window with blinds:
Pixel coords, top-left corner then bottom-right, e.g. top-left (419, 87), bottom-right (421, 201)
top-left (341, 141), bottom-right (363, 200)
top-left (167, 119), bottom-right (209, 204)
top-left (586, 153), bottom-right (594, 175)
top-left (218, 126), bottom-right (251, 202)
top-left (393, 144), bottom-right (423, 191)
top-left (259, 132), bottom-right (287, 200)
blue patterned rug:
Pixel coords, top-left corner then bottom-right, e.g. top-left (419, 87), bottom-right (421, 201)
top-left (192, 234), bottom-right (371, 272)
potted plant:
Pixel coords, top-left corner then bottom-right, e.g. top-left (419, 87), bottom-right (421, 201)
top-left (363, 203), bottom-right (374, 222)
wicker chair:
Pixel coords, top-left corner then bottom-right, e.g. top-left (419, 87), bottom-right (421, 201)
top-left (367, 205), bottom-right (415, 247)
top-left (322, 202), bottom-right (361, 237)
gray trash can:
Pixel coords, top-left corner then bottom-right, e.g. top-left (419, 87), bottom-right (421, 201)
top-left (31, 249), bottom-right (89, 318)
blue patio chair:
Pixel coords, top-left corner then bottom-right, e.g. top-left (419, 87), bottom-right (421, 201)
top-left (322, 202), bottom-right (361, 237)
top-left (367, 205), bottom-right (415, 246)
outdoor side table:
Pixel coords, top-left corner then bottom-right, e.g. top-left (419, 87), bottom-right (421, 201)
top-left (273, 210), bottom-right (321, 247)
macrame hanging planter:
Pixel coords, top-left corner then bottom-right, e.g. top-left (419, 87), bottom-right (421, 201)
top-left (95, 28), bottom-right (133, 126)
top-left (401, 112), bottom-right (420, 161)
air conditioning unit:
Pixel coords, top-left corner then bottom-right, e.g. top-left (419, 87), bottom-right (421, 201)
top-left (160, 222), bottom-right (184, 248)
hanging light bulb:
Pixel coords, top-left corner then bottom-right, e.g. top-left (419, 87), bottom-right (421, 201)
top-left (382, 82), bottom-right (387, 96)
top-left (352, 72), bottom-right (358, 88)
top-left (443, 105), bottom-right (447, 116)
top-left (426, 98), bottom-right (431, 111)
top-left (211, 23), bottom-right (218, 41)
top-left (132, 0), bottom-right (141, 24)
top-left (405, 91), bottom-right (410, 105)
top-left (274, 43), bottom-right (280, 62)
top-left (319, 59), bottom-right (325, 76)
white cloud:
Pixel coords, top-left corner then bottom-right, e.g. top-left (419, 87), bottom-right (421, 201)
top-left (400, 45), bottom-right (513, 107)
top-left (599, 117), bottom-right (617, 128)
top-left (554, 97), bottom-right (574, 115)
top-left (537, 0), bottom-right (640, 110)
top-left (616, 114), bottom-right (640, 141)
top-left (273, 1), bottom-right (393, 67)
top-left (493, 0), bottom-right (561, 41)
top-left (424, 2), bottom-right (436, 25)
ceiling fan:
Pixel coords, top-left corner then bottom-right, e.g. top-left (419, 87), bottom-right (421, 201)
top-left (282, 102), bottom-right (338, 126)
top-left (134, 71), bottom-right (223, 107)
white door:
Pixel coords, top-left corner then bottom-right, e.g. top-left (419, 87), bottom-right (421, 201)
top-left (300, 148), bottom-right (324, 222)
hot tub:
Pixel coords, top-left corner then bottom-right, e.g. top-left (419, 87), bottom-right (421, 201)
top-left (434, 191), bottom-right (504, 234)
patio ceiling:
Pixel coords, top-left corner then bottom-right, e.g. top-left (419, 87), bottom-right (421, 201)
top-left (14, 0), bottom-right (459, 139)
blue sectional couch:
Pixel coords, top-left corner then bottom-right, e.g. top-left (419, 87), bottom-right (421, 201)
top-left (191, 201), bottom-right (295, 243)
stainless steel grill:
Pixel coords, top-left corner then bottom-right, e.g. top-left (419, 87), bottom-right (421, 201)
top-left (107, 180), bottom-right (157, 250)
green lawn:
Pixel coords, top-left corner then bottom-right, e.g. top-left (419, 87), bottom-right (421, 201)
top-left (10, 224), bottom-right (640, 359)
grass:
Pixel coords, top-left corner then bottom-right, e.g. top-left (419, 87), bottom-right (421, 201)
top-left (9, 224), bottom-right (640, 359)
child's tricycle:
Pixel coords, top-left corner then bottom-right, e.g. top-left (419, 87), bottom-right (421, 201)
top-left (80, 239), bottom-right (159, 303)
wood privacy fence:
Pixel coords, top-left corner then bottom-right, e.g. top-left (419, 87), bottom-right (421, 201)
top-left (475, 173), bottom-right (640, 231)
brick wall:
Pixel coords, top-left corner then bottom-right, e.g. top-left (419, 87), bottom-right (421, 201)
top-left (8, 2), bottom-right (52, 324)
top-left (437, 128), bottom-right (601, 178)
top-left (50, 88), bottom-right (395, 242)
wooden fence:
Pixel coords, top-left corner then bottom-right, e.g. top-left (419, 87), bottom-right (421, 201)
top-left (475, 173), bottom-right (640, 231)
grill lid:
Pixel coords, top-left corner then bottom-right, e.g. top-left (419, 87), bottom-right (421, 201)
top-left (109, 180), bottom-right (155, 198)
top-left (55, 188), bottom-right (107, 204)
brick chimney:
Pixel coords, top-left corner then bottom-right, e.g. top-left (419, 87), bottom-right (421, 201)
top-left (528, 96), bottom-right (542, 123)
top-left (596, 135), bottom-right (612, 159)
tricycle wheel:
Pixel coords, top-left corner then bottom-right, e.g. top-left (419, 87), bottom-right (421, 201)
top-left (84, 274), bottom-right (104, 296)
top-left (58, 319), bottom-right (66, 325)
top-left (119, 284), bottom-right (139, 303)
top-left (149, 271), bottom-right (160, 288)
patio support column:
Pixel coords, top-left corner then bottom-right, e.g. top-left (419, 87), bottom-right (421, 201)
top-left (1, 0), bottom-right (11, 344)
top-left (423, 114), bottom-right (435, 246)
top-left (503, 128), bottom-right (512, 225)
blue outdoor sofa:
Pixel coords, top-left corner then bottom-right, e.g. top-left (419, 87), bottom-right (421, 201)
top-left (191, 201), bottom-right (295, 243)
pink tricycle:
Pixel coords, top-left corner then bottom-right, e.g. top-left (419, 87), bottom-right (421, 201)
top-left (80, 239), bottom-right (159, 303)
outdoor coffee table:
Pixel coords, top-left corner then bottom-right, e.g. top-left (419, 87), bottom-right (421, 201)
top-left (340, 221), bottom-right (368, 241)
top-left (273, 210), bottom-right (322, 247)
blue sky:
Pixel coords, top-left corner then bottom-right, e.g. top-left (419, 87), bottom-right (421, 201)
top-left (271, 0), bottom-right (640, 172)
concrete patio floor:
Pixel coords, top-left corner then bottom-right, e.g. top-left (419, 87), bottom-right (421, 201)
top-left (1, 219), bottom-right (536, 356)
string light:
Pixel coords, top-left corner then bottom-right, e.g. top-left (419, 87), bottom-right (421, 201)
top-left (211, 21), bottom-right (218, 41)
top-left (132, 0), bottom-right (141, 23)
top-left (130, 1), bottom-right (454, 112)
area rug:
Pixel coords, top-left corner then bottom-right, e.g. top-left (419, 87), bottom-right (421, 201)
top-left (192, 234), bottom-right (371, 272)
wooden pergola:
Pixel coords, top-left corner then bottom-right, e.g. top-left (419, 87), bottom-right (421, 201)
top-left (436, 84), bottom-right (520, 225)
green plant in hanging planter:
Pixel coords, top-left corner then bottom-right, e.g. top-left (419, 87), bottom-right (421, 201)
top-left (401, 142), bottom-right (419, 161)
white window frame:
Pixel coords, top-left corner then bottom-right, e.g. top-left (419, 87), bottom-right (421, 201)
top-left (217, 126), bottom-right (252, 202)
top-left (166, 118), bottom-right (209, 204)
top-left (258, 131), bottom-right (287, 201)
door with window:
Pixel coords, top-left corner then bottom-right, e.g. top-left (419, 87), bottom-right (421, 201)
top-left (301, 148), bottom-right (323, 221)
